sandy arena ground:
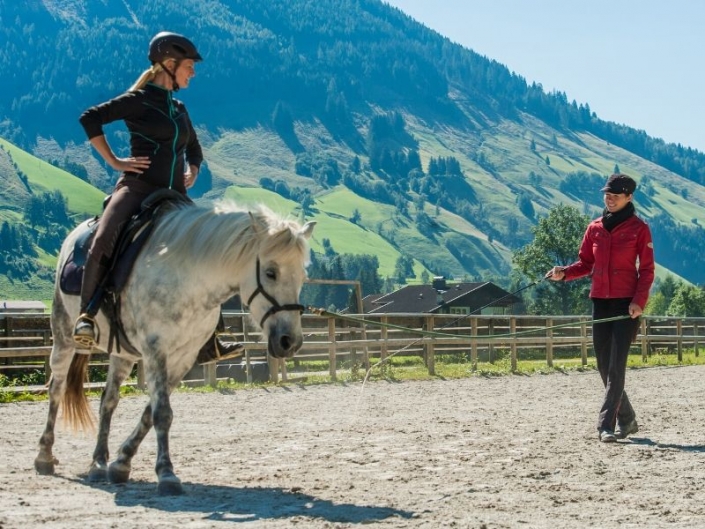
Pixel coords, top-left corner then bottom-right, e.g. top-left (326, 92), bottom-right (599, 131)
top-left (1, 365), bottom-right (705, 528)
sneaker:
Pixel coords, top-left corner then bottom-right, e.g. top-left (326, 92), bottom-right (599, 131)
top-left (599, 429), bottom-right (617, 443)
top-left (73, 314), bottom-right (98, 349)
top-left (615, 419), bottom-right (639, 439)
top-left (196, 336), bottom-right (244, 365)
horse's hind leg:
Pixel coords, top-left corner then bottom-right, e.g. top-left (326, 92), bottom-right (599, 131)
top-left (35, 370), bottom-right (67, 474)
top-left (35, 295), bottom-right (76, 475)
top-left (87, 355), bottom-right (135, 482)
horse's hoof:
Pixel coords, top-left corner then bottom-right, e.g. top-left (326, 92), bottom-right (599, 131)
top-left (88, 463), bottom-right (108, 482)
top-left (157, 473), bottom-right (183, 496)
top-left (107, 462), bottom-right (131, 484)
top-left (34, 458), bottom-right (57, 475)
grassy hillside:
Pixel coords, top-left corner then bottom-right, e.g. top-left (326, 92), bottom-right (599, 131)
top-left (0, 137), bottom-right (104, 219)
top-left (0, 131), bottom-right (695, 306)
top-left (0, 138), bottom-right (105, 303)
top-left (221, 184), bottom-right (512, 280)
top-left (3, 0), bottom-right (705, 301)
top-left (203, 105), bottom-right (705, 281)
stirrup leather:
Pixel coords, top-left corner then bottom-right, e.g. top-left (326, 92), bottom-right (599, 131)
top-left (73, 313), bottom-right (99, 349)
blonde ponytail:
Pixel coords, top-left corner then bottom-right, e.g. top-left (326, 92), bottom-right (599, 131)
top-left (129, 64), bottom-right (162, 92)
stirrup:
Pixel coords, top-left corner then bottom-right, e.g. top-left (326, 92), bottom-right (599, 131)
top-left (215, 335), bottom-right (245, 361)
top-left (73, 313), bottom-right (99, 349)
top-left (197, 335), bottom-right (245, 365)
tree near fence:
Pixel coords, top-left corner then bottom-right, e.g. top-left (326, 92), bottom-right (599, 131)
top-left (513, 205), bottom-right (591, 315)
top-left (667, 283), bottom-right (705, 317)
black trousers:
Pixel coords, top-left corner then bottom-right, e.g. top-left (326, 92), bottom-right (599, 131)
top-left (592, 298), bottom-right (639, 432)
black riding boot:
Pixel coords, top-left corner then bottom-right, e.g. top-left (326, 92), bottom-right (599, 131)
top-left (74, 257), bottom-right (108, 349)
top-left (196, 313), bottom-right (244, 365)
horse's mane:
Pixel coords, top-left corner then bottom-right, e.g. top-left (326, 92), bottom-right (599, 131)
top-left (147, 200), bottom-right (311, 268)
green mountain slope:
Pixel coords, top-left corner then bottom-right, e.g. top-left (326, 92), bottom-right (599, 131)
top-left (0, 138), bottom-right (104, 221)
top-left (1, 0), bottom-right (705, 300)
top-left (0, 138), bottom-right (104, 302)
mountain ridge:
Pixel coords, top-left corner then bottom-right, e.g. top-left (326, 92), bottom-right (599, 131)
top-left (0, 0), bottom-right (703, 302)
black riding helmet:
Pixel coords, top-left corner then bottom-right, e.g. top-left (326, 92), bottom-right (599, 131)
top-left (148, 31), bottom-right (203, 64)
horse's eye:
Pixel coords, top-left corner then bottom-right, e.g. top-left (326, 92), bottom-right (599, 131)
top-left (265, 269), bottom-right (277, 280)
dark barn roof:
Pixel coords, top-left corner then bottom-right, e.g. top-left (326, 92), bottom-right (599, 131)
top-left (366, 282), bottom-right (520, 314)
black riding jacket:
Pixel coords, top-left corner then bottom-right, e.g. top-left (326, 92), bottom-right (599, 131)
top-left (79, 83), bottom-right (203, 194)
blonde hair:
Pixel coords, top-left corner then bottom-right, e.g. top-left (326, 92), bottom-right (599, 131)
top-left (128, 60), bottom-right (175, 92)
top-left (129, 64), bottom-right (161, 92)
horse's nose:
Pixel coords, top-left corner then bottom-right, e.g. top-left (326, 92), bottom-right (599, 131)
top-left (280, 334), bottom-right (292, 352)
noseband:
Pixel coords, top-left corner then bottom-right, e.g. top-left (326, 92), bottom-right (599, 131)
top-left (246, 258), bottom-right (305, 328)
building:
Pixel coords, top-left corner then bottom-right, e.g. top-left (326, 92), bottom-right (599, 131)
top-left (363, 277), bottom-right (520, 315)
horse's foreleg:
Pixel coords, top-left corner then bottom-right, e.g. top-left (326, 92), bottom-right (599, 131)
top-left (151, 367), bottom-right (181, 495)
top-left (88, 356), bottom-right (135, 482)
top-left (108, 402), bottom-right (152, 484)
top-left (34, 375), bottom-right (65, 475)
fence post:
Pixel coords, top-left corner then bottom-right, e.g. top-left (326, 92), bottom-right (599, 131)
top-left (471, 317), bottom-right (478, 371)
top-left (276, 353), bottom-right (289, 382)
top-left (328, 317), bottom-right (337, 380)
top-left (349, 323), bottom-right (357, 372)
top-left (239, 316), bottom-right (258, 384)
top-left (137, 361), bottom-right (146, 390)
top-left (677, 319), bottom-right (683, 362)
top-left (546, 317), bottom-right (554, 368)
top-left (580, 317), bottom-right (588, 366)
top-left (380, 315), bottom-right (388, 361)
top-left (510, 317), bottom-right (517, 372)
top-left (641, 318), bottom-right (648, 362)
top-left (354, 284), bottom-right (369, 370)
top-left (488, 318), bottom-right (495, 363)
top-left (694, 322), bottom-right (699, 357)
top-left (42, 329), bottom-right (52, 381)
top-left (425, 315), bottom-right (435, 376)
top-left (204, 363), bottom-right (217, 387)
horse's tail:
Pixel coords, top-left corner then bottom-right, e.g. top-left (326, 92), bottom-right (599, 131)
top-left (62, 354), bottom-right (95, 432)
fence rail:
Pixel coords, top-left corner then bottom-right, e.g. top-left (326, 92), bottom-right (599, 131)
top-left (1, 312), bottom-right (702, 392)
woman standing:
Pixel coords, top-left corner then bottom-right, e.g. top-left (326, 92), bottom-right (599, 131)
top-left (547, 174), bottom-right (655, 443)
top-left (75, 31), bottom-right (239, 364)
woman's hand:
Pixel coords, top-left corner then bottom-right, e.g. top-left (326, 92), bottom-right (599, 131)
top-left (89, 136), bottom-right (151, 174)
top-left (628, 303), bottom-right (643, 318)
top-left (184, 165), bottom-right (199, 189)
top-left (546, 266), bottom-right (565, 281)
top-left (111, 156), bottom-right (151, 174)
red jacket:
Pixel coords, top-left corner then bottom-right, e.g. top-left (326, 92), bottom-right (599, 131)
top-left (563, 215), bottom-right (655, 309)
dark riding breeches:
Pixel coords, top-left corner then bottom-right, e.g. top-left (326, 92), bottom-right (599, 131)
top-left (80, 177), bottom-right (158, 314)
top-left (592, 297), bottom-right (639, 432)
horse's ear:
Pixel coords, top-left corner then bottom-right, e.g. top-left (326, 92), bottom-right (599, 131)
top-left (300, 221), bottom-right (316, 240)
top-left (249, 211), bottom-right (266, 236)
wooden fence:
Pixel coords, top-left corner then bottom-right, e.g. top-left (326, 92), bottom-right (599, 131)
top-left (1, 312), bottom-right (702, 392)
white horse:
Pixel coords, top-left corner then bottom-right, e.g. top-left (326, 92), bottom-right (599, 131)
top-left (34, 200), bottom-right (315, 495)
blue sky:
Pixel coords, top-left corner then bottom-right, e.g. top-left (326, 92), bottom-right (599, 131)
top-left (384, 0), bottom-right (705, 152)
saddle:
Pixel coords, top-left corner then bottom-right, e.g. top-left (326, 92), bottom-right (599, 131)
top-left (60, 189), bottom-right (192, 354)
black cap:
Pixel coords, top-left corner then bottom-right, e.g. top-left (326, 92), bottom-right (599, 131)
top-left (601, 174), bottom-right (636, 194)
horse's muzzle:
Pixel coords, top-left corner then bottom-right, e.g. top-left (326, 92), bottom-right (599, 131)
top-left (268, 332), bottom-right (303, 358)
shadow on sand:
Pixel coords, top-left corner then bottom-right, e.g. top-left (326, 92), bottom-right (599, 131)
top-left (74, 478), bottom-right (415, 524)
top-left (626, 437), bottom-right (705, 452)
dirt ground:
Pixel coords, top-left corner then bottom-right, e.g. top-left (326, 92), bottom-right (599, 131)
top-left (1, 365), bottom-right (705, 528)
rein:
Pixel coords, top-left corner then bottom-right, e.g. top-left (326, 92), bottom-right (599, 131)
top-left (246, 258), bottom-right (305, 327)
top-left (308, 308), bottom-right (631, 340)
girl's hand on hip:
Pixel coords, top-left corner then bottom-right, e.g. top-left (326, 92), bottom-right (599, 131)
top-left (112, 156), bottom-right (151, 173)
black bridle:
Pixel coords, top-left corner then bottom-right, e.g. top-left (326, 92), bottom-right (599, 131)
top-left (246, 258), bottom-right (305, 328)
